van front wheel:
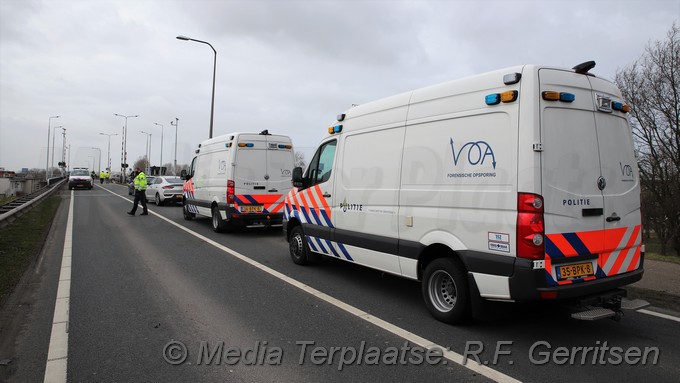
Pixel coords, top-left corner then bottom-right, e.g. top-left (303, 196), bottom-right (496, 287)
top-left (183, 203), bottom-right (194, 220)
top-left (289, 226), bottom-right (311, 265)
top-left (422, 258), bottom-right (470, 324)
top-left (211, 206), bottom-right (227, 233)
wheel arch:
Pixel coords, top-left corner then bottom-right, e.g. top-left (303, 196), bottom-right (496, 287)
top-left (415, 230), bottom-right (468, 281)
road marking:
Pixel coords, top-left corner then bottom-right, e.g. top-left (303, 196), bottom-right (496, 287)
top-left (638, 309), bottom-right (680, 323)
top-left (101, 187), bottom-right (520, 382)
top-left (44, 190), bottom-right (73, 383)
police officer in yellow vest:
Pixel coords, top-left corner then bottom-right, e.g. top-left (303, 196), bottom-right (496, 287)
top-left (127, 168), bottom-right (148, 216)
top-left (99, 170), bottom-right (106, 184)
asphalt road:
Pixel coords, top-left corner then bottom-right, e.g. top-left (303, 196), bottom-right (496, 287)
top-left (2, 183), bottom-right (679, 382)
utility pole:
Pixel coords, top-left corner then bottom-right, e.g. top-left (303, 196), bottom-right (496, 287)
top-left (170, 118), bottom-right (179, 175)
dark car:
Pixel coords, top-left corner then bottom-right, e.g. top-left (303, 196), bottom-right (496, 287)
top-left (69, 169), bottom-right (93, 190)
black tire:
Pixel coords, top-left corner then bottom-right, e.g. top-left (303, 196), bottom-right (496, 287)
top-left (183, 203), bottom-right (195, 221)
top-left (211, 205), bottom-right (227, 233)
top-left (155, 193), bottom-right (163, 206)
top-left (289, 225), bottom-right (312, 265)
top-left (422, 258), bottom-right (470, 324)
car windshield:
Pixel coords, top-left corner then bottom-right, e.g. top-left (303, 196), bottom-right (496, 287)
top-left (71, 170), bottom-right (89, 176)
top-left (164, 177), bottom-right (182, 183)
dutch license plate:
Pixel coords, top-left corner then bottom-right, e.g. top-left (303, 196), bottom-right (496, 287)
top-left (241, 205), bottom-right (263, 213)
top-left (175, 194), bottom-right (182, 199)
top-left (556, 262), bottom-right (594, 280)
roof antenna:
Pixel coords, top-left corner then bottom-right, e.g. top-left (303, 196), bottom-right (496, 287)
top-left (573, 61), bottom-right (596, 75)
top-left (260, 129), bottom-right (270, 135)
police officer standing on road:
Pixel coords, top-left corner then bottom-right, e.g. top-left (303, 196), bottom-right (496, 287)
top-left (127, 167), bottom-right (148, 216)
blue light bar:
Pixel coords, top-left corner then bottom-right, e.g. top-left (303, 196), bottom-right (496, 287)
top-left (485, 94), bottom-right (501, 105)
top-left (559, 93), bottom-right (576, 102)
top-left (612, 101), bottom-right (623, 111)
top-left (333, 125), bottom-right (343, 133)
top-left (245, 143), bottom-right (254, 147)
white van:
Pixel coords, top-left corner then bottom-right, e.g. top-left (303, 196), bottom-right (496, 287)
top-left (182, 131), bottom-right (295, 232)
top-left (283, 62), bottom-right (646, 323)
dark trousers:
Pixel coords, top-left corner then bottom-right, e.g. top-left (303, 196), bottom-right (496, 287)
top-left (130, 189), bottom-right (148, 214)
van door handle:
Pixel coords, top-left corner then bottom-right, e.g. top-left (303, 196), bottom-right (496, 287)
top-left (323, 193), bottom-right (331, 198)
top-left (606, 215), bottom-right (621, 222)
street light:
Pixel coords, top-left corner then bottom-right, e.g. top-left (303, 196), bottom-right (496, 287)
top-left (140, 131), bottom-right (152, 175)
top-left (114, 113), bottom-right (139, 183)
top-left (61, 128), bottom-right (67, 173)
top-left (51, 125), bottom-right (64, 177)
top-left (99, 132), bottom-right (118, 172)
top-left (46, 115), bottom-right (60, 182)
top-left (91, 147), bottom-right (102, 174)
top-left (154, 122), bottom-right (164, 174)
top-left (176, 35), bottom-right (217, 139)
top-left (170, 118), bottom-right (179, 175)
top-left (88, 156), bottom-right (95, 172)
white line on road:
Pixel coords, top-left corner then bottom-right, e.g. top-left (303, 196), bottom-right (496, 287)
top-left (44, 190), bottom-right (73, 383)
top-left (638, 309), bottom-right (680, 323)
top-left (101, 186), bottom-right (520, 383)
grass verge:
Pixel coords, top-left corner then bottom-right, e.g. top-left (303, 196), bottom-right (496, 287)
top-left (0, 196), bottom-right (62, 306)
top-left (644, 252), bottom-right (680, 265)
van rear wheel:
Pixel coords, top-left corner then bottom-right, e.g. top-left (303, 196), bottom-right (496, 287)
top-left (422, 258), bottom-right (470, 324)
top-left (211, 206), bottom-right (227, 233)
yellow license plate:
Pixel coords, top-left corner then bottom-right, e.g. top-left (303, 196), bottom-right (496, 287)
top-left (556, 262), bottom-right (594, 280)
top-left (241, 205), bottom-right (263, 213)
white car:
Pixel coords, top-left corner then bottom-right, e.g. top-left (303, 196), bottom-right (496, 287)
top-left (145, 176), bottom-right (183, 206)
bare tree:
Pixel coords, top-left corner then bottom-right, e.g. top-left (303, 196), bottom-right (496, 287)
top-left (294, 151), bottom-right (306, 168)
top-left (615, 23), bottom-right (680, 255)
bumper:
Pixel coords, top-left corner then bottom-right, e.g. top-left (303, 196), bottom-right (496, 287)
top-left (222, 204), bottom-right (283, 227)
top-left (460, 250), bottom-right (644, 302)
top-left (508, 258), bottom-right (644, 301)
top-left (69, 180), bottom-right (92, 189)
top-left (161, 193), bottom-right (183, 202)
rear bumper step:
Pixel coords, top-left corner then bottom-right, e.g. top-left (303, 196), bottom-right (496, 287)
top-left (571, 297), bottom-right (650, 321)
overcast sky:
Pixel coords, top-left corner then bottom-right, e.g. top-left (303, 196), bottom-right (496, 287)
top-left (1, 0), bottom-right (678, 174)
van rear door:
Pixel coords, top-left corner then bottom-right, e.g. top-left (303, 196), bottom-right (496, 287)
top-left (539, 68), bottom-right (641, 287)
top-left (234, 135), bottom-right (292, 215)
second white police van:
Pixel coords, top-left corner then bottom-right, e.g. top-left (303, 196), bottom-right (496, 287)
top-left (183, 131), bottom-right (294, 232)
top-left (283, 62), bottom-right (646, 324)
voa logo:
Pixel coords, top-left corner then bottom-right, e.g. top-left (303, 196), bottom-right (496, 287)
top-left (449, 138), bottom-right (497, 169)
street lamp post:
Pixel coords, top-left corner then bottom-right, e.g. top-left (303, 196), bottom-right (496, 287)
top-left (88, 156), bottom-right (95, 172)
top-left (91, 147), bottom-right (102, 174)
top-left (99, 132), bottom-right (118, 172)
top-left (61, 128), bottom-right (67, 173)
top-left (114, 113), bottom-right (139, 183)
top-left (176, 35), bottom-right (217, 139)
top-left (51, 125), bottom-right (64, 177)
top-left (46, 115), bottom-right (60, 182)
top-left (154, 122), bottom-right (164, 174)
top-left (140, 131), bottom-right (152, 175)
top-left (170, 118), bottom-right (179, 175)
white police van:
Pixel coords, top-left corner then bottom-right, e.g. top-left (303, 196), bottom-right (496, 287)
top-left (182, 131), bottom-right (295, 232)
top-left (283, 62), bottom-right (647, 323)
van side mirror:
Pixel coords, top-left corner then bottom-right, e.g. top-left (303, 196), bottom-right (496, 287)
top-left (180, 169), bottom-right (191, 181)
top-left (292, 167), bottom-right (305, 188)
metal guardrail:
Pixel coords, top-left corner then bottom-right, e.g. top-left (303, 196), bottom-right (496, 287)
top-left (0, 178), bottom-right (67, 229)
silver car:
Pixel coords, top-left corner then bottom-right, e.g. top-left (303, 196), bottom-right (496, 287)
top-left (145, 176), bottom-right (183, 206)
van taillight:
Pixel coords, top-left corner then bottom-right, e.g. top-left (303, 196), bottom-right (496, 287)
top-left (517, 193), bottom-right (545, 260)
top-left (227, 180), bottom-right (235, 204)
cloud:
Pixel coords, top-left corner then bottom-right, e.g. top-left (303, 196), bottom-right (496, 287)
top-left (1, 0), bottom-right (678, 171)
